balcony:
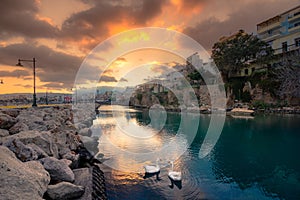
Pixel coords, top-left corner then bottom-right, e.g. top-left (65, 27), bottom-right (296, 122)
top-left (257, 21), bottom-right (281, 34)
top-left (259, 32), bottom-right (281, 42)
top-left (288, 13), bottom-right (300, 22)
top-left (273, 43), bottom-right (300, 55)
top-left (288, 25), bottom-right (300, 32)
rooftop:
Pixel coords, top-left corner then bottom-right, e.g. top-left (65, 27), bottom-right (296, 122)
top-left (257, 5), bottom-right (300, 27)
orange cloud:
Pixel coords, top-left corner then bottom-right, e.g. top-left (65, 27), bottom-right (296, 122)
top-left (35, 14), bottom-right (55, 26)
top-left (177, 0), bottom-right (205, 16)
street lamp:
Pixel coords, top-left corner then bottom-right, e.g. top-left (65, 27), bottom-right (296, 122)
top-left (45, 90), bottom-right (48, 105)
top-left (16, 58), bottom-right (37, 107)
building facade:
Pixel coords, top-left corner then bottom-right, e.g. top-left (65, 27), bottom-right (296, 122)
top-left (186, 52), bottom-right (203, 70)
top-left (257, 5), bottom-right (300, 54)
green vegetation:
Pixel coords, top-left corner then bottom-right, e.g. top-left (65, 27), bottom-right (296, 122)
top-left (241, 91), bottom-right (252, 102)
top-left (188, 70), bottom-right (202, 81)
top-left (212, 30), bottom-right (273, 80)
top-left (250, 71), bottom-right (280, 96)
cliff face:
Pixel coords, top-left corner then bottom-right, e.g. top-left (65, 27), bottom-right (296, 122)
top-left (129, 85), bottom-right (213, 109)
top-left (250, 84), bottom-right (277, 104)
top-left (130, 91), bottom-right (179, 109)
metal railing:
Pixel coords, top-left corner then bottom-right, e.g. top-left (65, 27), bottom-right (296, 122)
top-left (274, 43), bottom-right (300, 54)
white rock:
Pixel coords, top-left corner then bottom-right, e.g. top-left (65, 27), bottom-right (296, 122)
top-left (0, 108), bottom-right (20, 118)
top-left (40, 157), bottom-right (75, 182)
top-left (61, 158), bottom-right (73, 167)
top-left (0, 113), bottom-right (17, 129)
top-left (2, 138), bottom-right (38, 161)
top-left (0, 146), bottom-right (50, 200)
top-left (79, 127), bottom-right (92, 137)
top-left (46, 181), bottom-right (85, 200)
top-left (0, 130), bottom-right (59, 158)
top-left (9, 121), bottom-right (29, 135)
top-left (0, 129), bottom-right (9, 137)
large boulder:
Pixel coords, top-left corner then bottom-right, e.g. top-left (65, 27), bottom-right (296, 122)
top-left (0, 108), bottom-right (20, 118)
top-left (12, 107), bottom-right (73, 133)
top-left (0, 113), bottom-right (17, 129)
top-left (26, 143), bottom-right (48, 158)
top-left (0, 130), bottom-right (59, 158)
top-left (79, 127), bottom-right (92, 137)
top-left (44, 119), bottom-right (60, 131)
top-left (51, 130), bottom-right (80, 157)
top-left (79, 136), bottom-right (99, 155)
top-left (16, 109), bottom-right (47, 131)
top-left (46, 182), bottom-right (85, 200)
top-left (9, 121), bottom-right (29, 135)
top-left (2, 138), bottom-right (38, 161)
top-left (62, 151), bottom-right (80, 169)
top-left (0, 129), bottom-right (9, 137)
top-left (39, 157), bottom-right (75, 183)
top-left (0, 146), bottom-right (50, 200)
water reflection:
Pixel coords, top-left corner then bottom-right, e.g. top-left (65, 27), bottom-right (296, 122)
top-left (143, 171), bottom-right (161, 181)
top-left (94, 105), bottom-right (191, 173)
top-left (95, 106), bottom-right (300, 200)
top-left (168, 177), bottom-right (182, 190)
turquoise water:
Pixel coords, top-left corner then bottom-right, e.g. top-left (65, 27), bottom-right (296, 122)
top-left (94, 106), bottom-right (300, 200)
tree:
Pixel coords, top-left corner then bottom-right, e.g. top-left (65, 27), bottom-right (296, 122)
top-left (274, 53), bottom-right (300, 99)
top-left (212, 30), bottom-right (273, 80)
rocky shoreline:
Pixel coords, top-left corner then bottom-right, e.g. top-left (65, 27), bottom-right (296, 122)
top-left (131, 105), bottom-right (300, 115)
top-left (0, 105), bottom-right (107, 200)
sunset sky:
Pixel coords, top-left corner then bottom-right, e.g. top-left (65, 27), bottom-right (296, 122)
top-left (0, 0), bottom-right (299, 94)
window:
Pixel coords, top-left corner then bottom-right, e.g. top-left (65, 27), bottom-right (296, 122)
top-left (282, 42), bottom-right (288, 52)
top-left (267, 30), bottom-right (272, 35)
top-left (295, 38), bottom-right (300, 47)
top-left (245, 69), bottom-right (249, 75)
top-left (294, 11), bottom-right (300, 16)
top-left (294, 22), bottom-right (300, 27)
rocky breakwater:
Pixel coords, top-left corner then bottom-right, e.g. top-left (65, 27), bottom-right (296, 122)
top-left (0, 106), bottom-right (107, 200)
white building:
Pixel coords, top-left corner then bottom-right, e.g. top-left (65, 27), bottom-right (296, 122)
top-left (257, 5), bottom-right (300, 54)
top-left (186, 52), bottom-right (203, 70)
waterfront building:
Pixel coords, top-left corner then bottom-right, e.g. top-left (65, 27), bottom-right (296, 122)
top-left (257, 5), bottom-right (300, 54)
top-left (186, 52), bottom-right (203, 70)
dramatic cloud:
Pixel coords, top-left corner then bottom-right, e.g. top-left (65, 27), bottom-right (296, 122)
top-left (184, 0), bottom-right (299, 50)
top-left (150, 64), bottom-right (172, 74)
top-left (0, 43), bottom-right (84, 88)
top-left (151, 62), bottom-right (184, 74)
top-left (0, 0), bottom-right (59, 40)
top-left (0, 69), bottom-right (30, 77)
top-left (99, 75), bottom-right (118, 82)
top-left (0, 0), bottom-right (167, 50)
top-left (178, 0), bottom-right (208, 14)
top-left (119, 77), bottom-right (128, 82)
top-left (60, 0), bottom-right (168, 49)
top-left (42, 82), bottom-right (64, 89)
top-left (0, 0), bottom-right (299, 94)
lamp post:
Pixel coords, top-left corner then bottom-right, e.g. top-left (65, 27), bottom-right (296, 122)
top-left (46, 90), bottom-right (48, 105)
top-left (16, 58), bottom-right (37, 107)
